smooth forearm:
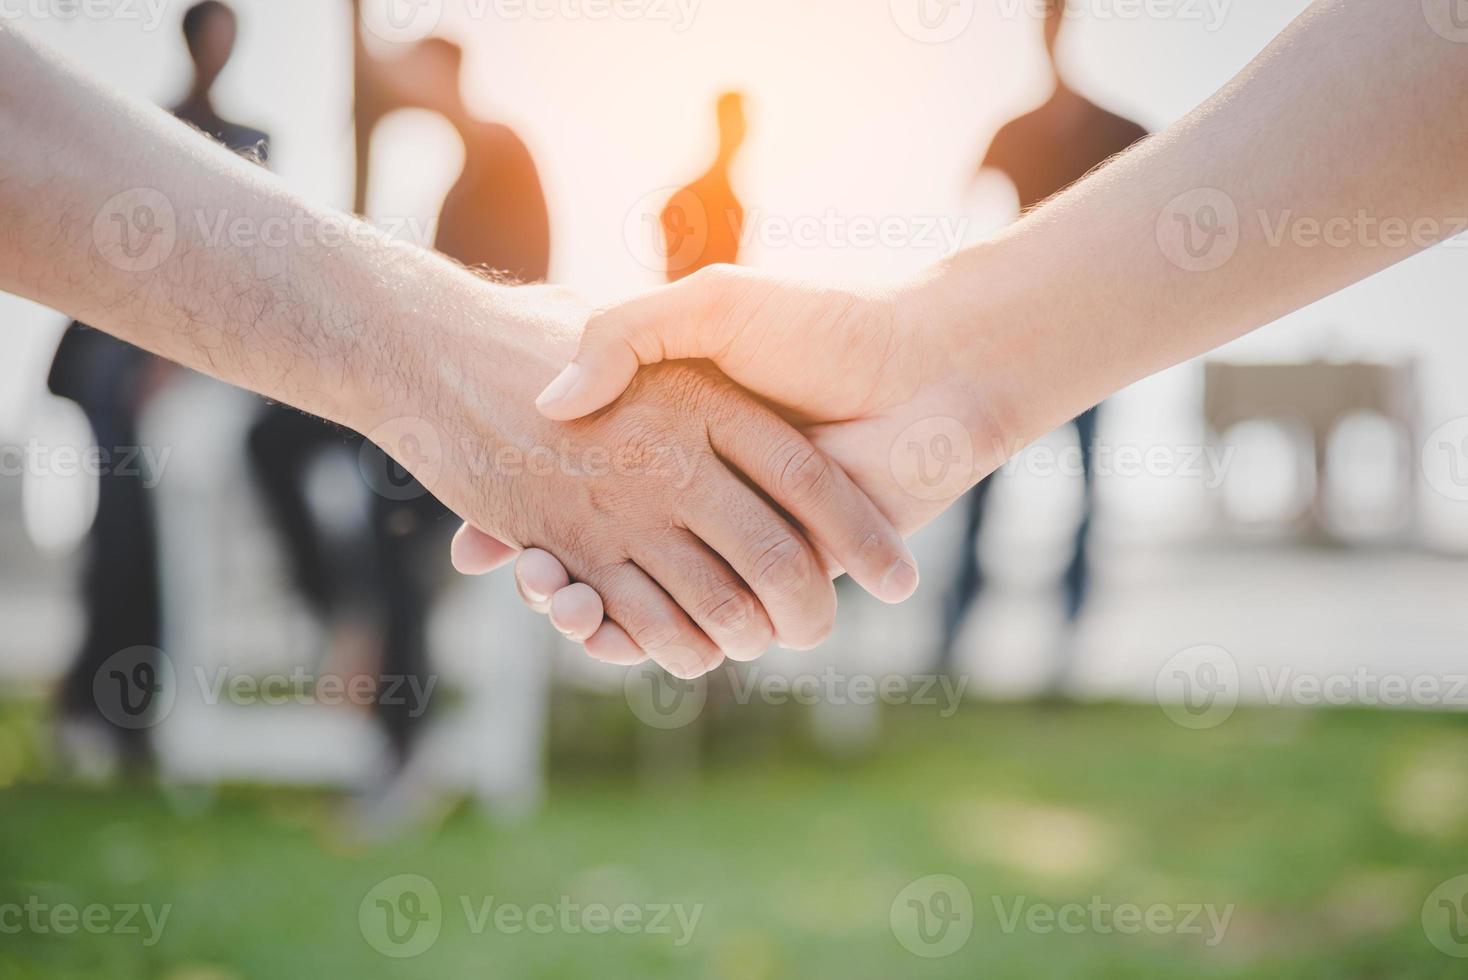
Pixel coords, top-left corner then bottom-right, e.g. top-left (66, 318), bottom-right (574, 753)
top-left (923, 0), bottom-right (1468, 446)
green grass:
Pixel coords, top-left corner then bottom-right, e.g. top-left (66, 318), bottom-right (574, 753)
top-left (3, 698), bottom-right (1468, 979)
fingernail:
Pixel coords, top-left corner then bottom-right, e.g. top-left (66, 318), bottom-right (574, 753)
top-left (879, 560), bottom-right (919, 603)
top-left (519, 579), bottom-right (550, 604)
top-left (535, 363), bottom-right (584, 410)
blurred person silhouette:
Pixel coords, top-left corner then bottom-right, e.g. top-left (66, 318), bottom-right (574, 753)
top-left (48, 0), bottom-right (269, 774)
top-left (936, 0), bottom-right (1148, 682)
top-left (661, 92), bottom-right (746, 282)
top-left (354, 34), bottom-right (550, 280)
top-left (350, 29), bottom-right (551, 799)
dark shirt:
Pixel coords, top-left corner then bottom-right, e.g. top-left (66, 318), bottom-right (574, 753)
top-left (982, 88), bottom-right (1148, 210)
top-left (434, 122), bottom-right (550, 283)
top-left (173, 103), bottom-right (270, 164)
top-left (662, 167), bottom-right (742, 283)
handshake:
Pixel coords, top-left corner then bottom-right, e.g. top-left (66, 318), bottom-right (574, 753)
top-left (5, 4), bottom-right (1457, 681)
top-left (371, 261), bottom-right (1049, 680)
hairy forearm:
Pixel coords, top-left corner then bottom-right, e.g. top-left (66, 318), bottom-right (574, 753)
top-left (926, 0), bottom-right (1468, 445)
top-left (0, 25), bottom-right (537, 435)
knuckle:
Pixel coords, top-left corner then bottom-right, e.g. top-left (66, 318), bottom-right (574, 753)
top-left (687, 264), bottom-right (732, 295)
top-left (623, 611), bottom-right (686, 653)
top-left (750, 533), bottom-right (812, 600)
top-left (582, 480), bottom-right (626, 519)
top-left (605, 414), bottom-right (672, 474)
top-left (696, 586), bottom-right (754, 636)
top-left (773, 443), bottom-right (835, 503)
top-left (857, 529), bottom-right (897, 566)
top-left (582, 303), bottom-right (624, 341)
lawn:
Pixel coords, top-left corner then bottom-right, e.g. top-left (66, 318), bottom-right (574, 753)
top-left (2, 697), bottom-right (1468, 978)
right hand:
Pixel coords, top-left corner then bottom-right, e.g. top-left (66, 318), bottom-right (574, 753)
top-left (370, 286), bottom-right (918, 677)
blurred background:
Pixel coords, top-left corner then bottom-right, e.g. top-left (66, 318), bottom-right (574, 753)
top-left (5, 0), bottom-right (1468, 976)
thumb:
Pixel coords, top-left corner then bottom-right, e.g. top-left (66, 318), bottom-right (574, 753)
top-left (535, 277), bottom-right (718, 421)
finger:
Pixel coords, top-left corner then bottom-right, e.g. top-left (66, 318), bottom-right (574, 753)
top-left (708, 412), bottom-right (919, 605)
top-left (680, 468), bottom-right (836, 652)
top-left (516, 550), bottom-right (610, 642)
top-left (535, 273), bottom-right (730, 421)
top-left (581, 561), bottom-right (724, 679)
top-left (549, 583), bottom-right (604, 642)
top-left (631, 529), bottom-right (774, 662)
top-left (451, 523), bottom-right (518, 575)
top-left (583, 620), bottom-right (649, 666)
top-left (515, 548), bottom-right (570, 614)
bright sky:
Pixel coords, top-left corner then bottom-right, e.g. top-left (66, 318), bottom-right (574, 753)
top-left (5, 0), bottom-right (1468, 539)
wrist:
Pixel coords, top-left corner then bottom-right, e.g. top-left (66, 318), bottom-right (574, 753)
top-left (904, 241), bottom-right (1109, 460)
top-left (339, 265), bottom-right (582, 542)
top-left (341, 255), bottom-right (566, 426)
